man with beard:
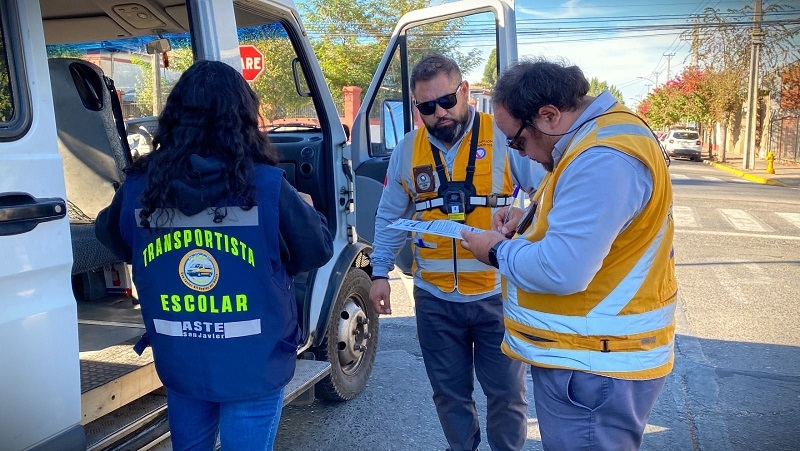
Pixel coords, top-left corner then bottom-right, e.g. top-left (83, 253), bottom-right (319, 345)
top-left (369, 54), bottom-right (529, 451)
top-left (460, 58), bottom-right (676, 450)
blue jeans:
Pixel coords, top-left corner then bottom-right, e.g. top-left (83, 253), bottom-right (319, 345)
top-left (414, 287), bottom-right (528, 451)
top-left (167, 388), bottom-right (284, 451)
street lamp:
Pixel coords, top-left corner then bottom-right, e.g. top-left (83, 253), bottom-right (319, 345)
top-left (638, 71), bottom-right (661, 87)
top-left (637, 76), bottom-right (656, 88)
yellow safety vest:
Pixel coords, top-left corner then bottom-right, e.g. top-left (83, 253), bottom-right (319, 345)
top-left (502, 105), bottom-right (678, 380)
top-left (398, 112), bottom-right (513, 295)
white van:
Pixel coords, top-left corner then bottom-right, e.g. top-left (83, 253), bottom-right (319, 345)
top-left (0, 0), bottom-right (517, 449)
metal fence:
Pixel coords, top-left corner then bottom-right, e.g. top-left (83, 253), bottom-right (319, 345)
top-left (768, 114), bottom-right (800, 163)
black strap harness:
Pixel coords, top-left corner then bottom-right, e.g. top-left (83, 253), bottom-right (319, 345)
top-left (414, 113), bottom-right (512, 220)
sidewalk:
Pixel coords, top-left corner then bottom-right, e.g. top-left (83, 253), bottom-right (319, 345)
top-left (702, 154), bottom-right (800, 188)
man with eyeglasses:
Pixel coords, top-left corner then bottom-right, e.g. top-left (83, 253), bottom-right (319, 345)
top-left (460, 58), bottom-right (676, 451)
top-left (369, 54), bottom-right (533, 451)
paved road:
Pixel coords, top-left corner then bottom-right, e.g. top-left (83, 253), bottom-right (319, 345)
top-left (273, 160), bottom-right (800, 451)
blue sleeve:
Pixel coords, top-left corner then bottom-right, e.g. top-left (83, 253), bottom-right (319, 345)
top-left (370, 136), bottom-right (415, 277)
top-left (95, 185), bottom-right (133, 263)
top-left (499, 147), bottom-right (653, 294)
top-left (277, 178), bottom-right (334, 276)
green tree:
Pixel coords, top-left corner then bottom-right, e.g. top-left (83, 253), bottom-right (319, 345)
top-left (130, 46), bottom-right (193, 116)
top-left (45, 45), bottom-right (83, 59)
top-left (0, 39), bottom-right (12, 121)
top-left (481, 49), bottom-right (497, 87)
top-left (299, 0), bottom-right (482, 96)
top-left (587, 77), bottom-right (624, 104)
top-left (247, 37), bottom-right (313, 121)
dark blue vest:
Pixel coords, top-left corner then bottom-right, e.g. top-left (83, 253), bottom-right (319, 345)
top-left (120, 166), bottom-right (300, 401)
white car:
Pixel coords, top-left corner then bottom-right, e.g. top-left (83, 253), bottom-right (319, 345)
top-left (662, 129), bottom-right (702, 161)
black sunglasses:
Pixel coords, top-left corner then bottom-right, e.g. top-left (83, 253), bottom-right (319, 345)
top-left (506, 119), bottom-right (532, 151)
top-left (415, 81), bottom-right (463, 116)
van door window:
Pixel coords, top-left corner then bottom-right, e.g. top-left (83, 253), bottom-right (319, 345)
top-left (233, 11), bottom-right (329, 215)
top-left (233, 18), bottom-right (321, 130)
top-left (366, 11), bottom-right (497, 157)
top-left (45, 33), bottom-right (193, 161)
top-left (0, 21), bottom-right (12, 123)
top-left (0, 0), bottom-right (31, 139)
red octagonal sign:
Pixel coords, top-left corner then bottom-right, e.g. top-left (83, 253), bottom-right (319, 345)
top-left (239, 45), bottom-right (264, 83)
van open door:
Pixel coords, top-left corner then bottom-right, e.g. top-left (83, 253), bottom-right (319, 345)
top-left (350, 0), bottom-right (517, 273)
top-left (0, 1), bottom-right (84, 449)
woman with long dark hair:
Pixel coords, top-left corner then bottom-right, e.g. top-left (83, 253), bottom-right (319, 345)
top-left (96, 60), bottom-right (333, 450)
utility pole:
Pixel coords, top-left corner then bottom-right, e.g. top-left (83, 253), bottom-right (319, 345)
top-left (664, 53), bottom-right (675, 82)
top-left (743, 0), bottom-right (763, 170)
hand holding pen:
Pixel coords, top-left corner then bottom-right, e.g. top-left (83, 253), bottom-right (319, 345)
top-left (493, 186), bottom-right (524, 237)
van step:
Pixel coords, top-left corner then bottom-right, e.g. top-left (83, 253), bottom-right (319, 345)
top-left (284, 358), bottom-right (331, 405)
top-left (100, 360), bottom-right (332, 451)
top-left (80, 335), bottom-right (161, 425)
top-left (84, 393), bottom-right (167, 451)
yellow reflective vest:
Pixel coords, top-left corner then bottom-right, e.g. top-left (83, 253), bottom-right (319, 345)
top-left (398, 111), bottom-right (513, 295)
top-left (501, 105), bottom-right (678, 380)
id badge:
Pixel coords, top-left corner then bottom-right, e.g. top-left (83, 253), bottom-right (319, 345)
top-left (447, 191), bottom-right (466, 222)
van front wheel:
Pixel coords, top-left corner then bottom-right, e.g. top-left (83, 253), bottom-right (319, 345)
top-left (313, 268), bottom-right (378, 401)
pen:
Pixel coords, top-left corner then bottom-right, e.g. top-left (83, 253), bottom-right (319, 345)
top-left (503, 185), bottom-right (521, 226)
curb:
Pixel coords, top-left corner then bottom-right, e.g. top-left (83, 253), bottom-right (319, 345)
top-left (703, 160), bottom-right (786, 187)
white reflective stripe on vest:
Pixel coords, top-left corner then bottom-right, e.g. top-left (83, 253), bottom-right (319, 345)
top-left (415, 198), bottom-right (445, 211)
top-left (504, 296), bottom-right (676, 337)
top-left (503, 331), bottom-right (674, 373)
top-left (153, 318), bottom-right (262, 338)
top-left (417, 256), bottom-right (494, 273)
top-left (589, 215), bottom-right (670, 316)
top-left (468, 196), bottom-right (512, 207)
top-left (505, 217), bottom-right (674, 336)
top-left (135, 206), bottom-right (260, 228)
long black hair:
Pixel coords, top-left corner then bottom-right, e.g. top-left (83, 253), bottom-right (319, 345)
top-left (130, 60), bottom-right (278, 228)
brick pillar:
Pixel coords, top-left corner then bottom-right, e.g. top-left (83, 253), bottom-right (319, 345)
top-left (342, 86), bottom-right (362, 131)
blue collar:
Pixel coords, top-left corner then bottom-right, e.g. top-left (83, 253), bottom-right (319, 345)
top-left (551, 91), bottom-right (617, 165)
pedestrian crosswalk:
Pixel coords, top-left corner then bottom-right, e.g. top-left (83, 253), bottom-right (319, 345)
top-left (775, 212), bottom-right (800, 229)
top-left (670, 173), bottom-right (747, 183)
top-left (719, 208), bottom-right (767, 232)
top-left (672, 205), bottom-right (800, 234)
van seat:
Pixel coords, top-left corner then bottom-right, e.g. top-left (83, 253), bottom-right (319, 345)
top-left (48, 58), bottom-right (131, 275)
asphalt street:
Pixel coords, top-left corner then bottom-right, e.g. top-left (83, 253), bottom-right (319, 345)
top-left (273, 159), bottom-right (800, 451)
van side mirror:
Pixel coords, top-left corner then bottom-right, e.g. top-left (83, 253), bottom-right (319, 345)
top-left (146, 38), bottom-right (171, 54)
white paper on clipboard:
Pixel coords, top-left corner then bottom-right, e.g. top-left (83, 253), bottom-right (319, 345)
top-left (387, 219), bottom-right (485, 239)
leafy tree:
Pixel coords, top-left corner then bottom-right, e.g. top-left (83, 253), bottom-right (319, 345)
top-left (299, 0), bottom-right (482, 97)
top-left (130, 46), bottom-right (193, 116)
top-left (45, 45), bottom-right (83, 59)
top-left (245, 34), bottom-right (314, 121)
top-left (0, 39), bottom-right (11, 121)
top-left (587, 77), bottom-right (624, 104)
top-left (482, 49), bottom-right (497, 87)
top-left (686, 3), bottom-right (799, 152)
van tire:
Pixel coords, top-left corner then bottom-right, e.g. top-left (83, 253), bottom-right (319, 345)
top-left (313, 268), bottom-right (378, 401)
